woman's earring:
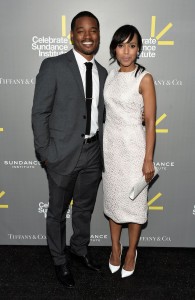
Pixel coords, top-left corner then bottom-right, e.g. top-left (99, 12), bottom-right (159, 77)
top-left (137, 52), bottom-right (140, 59)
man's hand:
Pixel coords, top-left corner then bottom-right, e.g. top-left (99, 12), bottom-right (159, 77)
top-left (41, 160), bottom-right (48, 168)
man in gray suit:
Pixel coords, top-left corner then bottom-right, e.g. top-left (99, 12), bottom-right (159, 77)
top-left (32, 11), bottom-right (107, 288)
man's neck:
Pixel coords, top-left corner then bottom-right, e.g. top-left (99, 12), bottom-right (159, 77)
top-left (73, 48), bottom-right (94, 61)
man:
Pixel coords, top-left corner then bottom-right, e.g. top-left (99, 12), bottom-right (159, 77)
top-left (32, 11), bottom-right (107, 288)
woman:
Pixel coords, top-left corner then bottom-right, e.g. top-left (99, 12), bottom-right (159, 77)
top-left (102, 25), bottom-right (156, 278)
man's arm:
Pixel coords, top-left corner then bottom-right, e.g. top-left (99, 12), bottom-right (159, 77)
top-left (32, 58), bottom-right (56, 162)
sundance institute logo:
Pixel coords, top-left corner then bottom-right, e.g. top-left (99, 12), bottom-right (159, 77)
top-left (4, 160), bottom-right (40, 169)
top-left (90, 234), bottom-right (108, 243)
top-left (38, 200), bottom-right (73, 218)
top-left (32, 15), bottom-right (174, 58)
top-left (0, 191), bottom-right (8, 209)
top-left (140, 16), bottom-right (174, 58)
top-left (155, 113), bottom-right (168, 133)
top-left (32, 16), bottom-right (71, 57)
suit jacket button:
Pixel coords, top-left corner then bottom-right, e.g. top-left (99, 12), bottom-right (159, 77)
top-left (83, 115), bottom-right (86, 119)
top-left (81, 134), bottom-right (85, 137)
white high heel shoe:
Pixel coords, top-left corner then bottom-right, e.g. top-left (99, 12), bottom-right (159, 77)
top-left (109, 243), bottom-right (123, 273)
top-left (121, 250), bottom-right (137, 278)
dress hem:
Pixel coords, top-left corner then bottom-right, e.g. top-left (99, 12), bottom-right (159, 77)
top-left (104, 211), bottom-right (147, 225)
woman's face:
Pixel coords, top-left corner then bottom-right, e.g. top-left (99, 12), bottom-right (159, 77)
top-left (115, 33), bottom-right (139, 71)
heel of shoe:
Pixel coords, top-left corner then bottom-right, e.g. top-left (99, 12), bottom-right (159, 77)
top-left (121, 250), bottom-right (137, 278)
top-left (109, 243), bottom-right (123, 274)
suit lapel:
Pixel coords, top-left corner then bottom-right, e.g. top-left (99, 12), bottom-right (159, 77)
top-left (66, 50), bottom-right (85, 99)
top-left (95, 61), bottom-right (104, 105)
top-left (65, 51), bottom-right (105, 108)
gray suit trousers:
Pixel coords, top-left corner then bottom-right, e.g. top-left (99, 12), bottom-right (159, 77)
top-left (46, 140), bottom-right (102, 265)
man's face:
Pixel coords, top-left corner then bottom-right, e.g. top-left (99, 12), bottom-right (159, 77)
top-left (71, 16), bottom-right (100, 60)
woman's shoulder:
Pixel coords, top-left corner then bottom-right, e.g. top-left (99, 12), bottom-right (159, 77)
top-left (137, 68), bottom-right (153, 81)
top-left (107, 68), bottom-right (118, 77)
top-left (105, 68), bottom-right (117, 83)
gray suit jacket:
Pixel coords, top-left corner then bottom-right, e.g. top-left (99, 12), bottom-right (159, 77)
top-left (32, 50), bottom-right (108, 175)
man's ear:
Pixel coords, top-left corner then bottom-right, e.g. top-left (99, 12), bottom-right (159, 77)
top-left (70, 31), bottom-right (74, 44)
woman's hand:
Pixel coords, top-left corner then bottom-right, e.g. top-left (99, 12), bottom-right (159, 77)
top-left (142, 160), bottom-right (154, 183)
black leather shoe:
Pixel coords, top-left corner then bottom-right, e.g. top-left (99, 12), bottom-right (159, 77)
top-left (55, 263), bottom-right (75, 288)
top-left (71, 253), bottom-right (101, 272)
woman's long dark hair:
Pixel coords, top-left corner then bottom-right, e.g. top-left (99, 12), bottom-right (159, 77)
top-left (110, 25), bottom-right (145, 76)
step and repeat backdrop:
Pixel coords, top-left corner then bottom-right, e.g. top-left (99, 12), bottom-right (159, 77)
top-left (0, 0), bottom-right (195, 247)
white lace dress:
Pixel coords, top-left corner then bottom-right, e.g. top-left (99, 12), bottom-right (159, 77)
top-left (103, 67), bottom-right (149, 224)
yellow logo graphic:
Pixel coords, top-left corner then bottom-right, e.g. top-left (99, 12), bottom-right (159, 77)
top-left (148, 193), bottom-right (163, 211)
top-left (61, 15), bottom-right (67, 37)
top-left (156, 113), bottom-right (168, 133)
top-left (0, 191), bottom-right (8, 208)
top-left (0, 128), bottom-right (4, 132)
top-left (141, 16), bottom-right (174, 58)
top-left (151, 16), bottom-right (174, 46)
top-left (61, 16), bottom-right (72, 43)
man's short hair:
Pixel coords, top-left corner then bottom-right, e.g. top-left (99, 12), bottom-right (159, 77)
top-left (71, 11), bottom-right (99, 30)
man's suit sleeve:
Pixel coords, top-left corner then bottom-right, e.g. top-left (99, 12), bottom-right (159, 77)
top-left (32, 58), bottom-right (56, 162)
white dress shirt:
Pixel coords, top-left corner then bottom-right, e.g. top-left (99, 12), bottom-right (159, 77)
top-left (73, 49), bottom-right (99, 138)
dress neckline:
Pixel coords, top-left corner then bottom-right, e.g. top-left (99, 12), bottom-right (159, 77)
top-left (117, 65), bottom-right (138, 74)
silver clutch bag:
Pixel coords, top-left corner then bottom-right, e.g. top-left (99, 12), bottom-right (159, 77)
top-left (129, 165), bottom-right (159, 200)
